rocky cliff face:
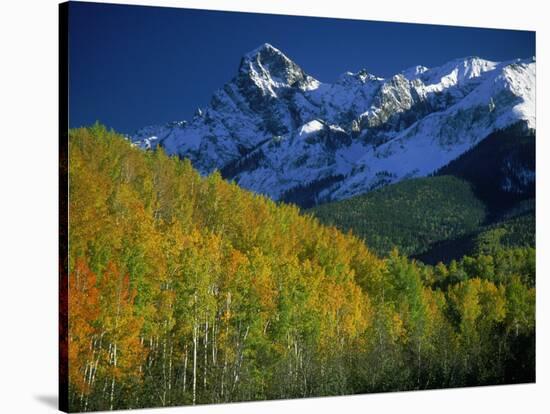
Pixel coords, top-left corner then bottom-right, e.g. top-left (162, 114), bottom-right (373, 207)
top-left (131, 43), bottom-right (536, 206)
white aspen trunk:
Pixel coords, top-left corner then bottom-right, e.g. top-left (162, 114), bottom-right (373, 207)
top-left (221, 333), bottom-right (228, 399)
top-left (109, 342), bottom-right (117, 411)
top-left (88, 332), bottom-right (103, 409)
top-left (80, 361), bottom-right (89, 408)
top-left (183, 345), bottom-right (188, 394)
top-left (192, 322), bottom-right (198, 405)
top-left (294, 340), bottom-right (299, 385)
top-left (168, 343), bottom-right (173, 404)
top-left (232, 325), bottom-right (250, 392)
top-left (161, 333), bottom-right (167, 406)
top-left (103, 342), bottom-right (112, 400)
top-left (221, 294), bottom-right (231, 399)
top-left (204, 318), bottom-right (208, 389)
top-left (83, 335), bottom-right (98, 410)
top-left (147, 336), bottom-right (154, 370)
top-left (138, 336), bottom-right (144, 378)
top-left (109, 272), bottom-right (123, 411)
top-left (287, 332), bottom-right (293, 388)
top-left (80, 361), bottom-right (91, 406)
top-left (300, 352), bottom-right (307, 397)
top-left (192, 289), bottom-right (199, 406)
top-left (212, 318), bottom-right (217, 365)
top-left (231, 323), bottom-right (241, 391)
top-left (221, 353), bottom-right (227, 398)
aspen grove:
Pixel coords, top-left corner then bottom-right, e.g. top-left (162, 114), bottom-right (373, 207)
top-left (66, 125), bottom-right (535, 411)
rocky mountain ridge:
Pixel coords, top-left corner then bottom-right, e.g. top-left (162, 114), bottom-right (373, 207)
top-left (131, 43), bottom-right (536, 206)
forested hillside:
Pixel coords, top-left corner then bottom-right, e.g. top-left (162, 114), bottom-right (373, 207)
top-left (310, 176), bottom-right (487, 257)
top-left (435, 124), bottom-right (535, 213)
top-left (310, 175), bottom-right (535, 263)
top-left (67, 125), bottom-right (535, 412)
top-left (416, 206), bottom-right (535, 264)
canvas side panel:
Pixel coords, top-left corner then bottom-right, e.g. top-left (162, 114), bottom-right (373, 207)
top-left (59, 2), bottom-right (69, 412)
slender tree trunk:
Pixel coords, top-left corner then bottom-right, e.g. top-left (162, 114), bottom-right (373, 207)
top-left (183, 345), bottom-right (188, 394)
top-left (109, 342), bottom-right (117, 411)
top-left (192, 291), bottom-right (199, 406)
top-left (212, 318), bottom-right (217, 365)
top-left (221, 295), bottom-right (231, 400)
top-left (204, 319), bottom-right (209, 389)
top-left (109, 272), bottom-right (123, 411)
top-left (192, 322), bottom-right (198, 405)
top-left (161, 332), bottom-right (167, 405)
top-left (232, 325), bottom-right (249, 393)
top-left (168, 343), bottom-right (173, 405)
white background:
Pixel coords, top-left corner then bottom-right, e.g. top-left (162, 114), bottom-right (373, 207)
top-left (0, 0), bottom-right (548, 412)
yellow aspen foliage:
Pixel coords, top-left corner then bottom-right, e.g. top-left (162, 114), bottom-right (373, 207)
top-left (67, 126), bottom-right (535, 411)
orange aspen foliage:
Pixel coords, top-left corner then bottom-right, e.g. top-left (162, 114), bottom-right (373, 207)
top-left (68, 258), bottom-right (100, 395)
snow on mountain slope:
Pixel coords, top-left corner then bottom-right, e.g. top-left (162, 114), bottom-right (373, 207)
top-left (328, 58), bottom-right (536, 201)
top-left (131, 44), bottom-right (536, 205)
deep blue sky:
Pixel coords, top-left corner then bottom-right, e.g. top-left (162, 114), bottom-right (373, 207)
top-left (68, 1), bottom-right (535, 134)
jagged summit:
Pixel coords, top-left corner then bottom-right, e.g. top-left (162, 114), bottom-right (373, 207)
top-left (239, 43), bottom-right (318, 94)
top-left (131, 48), bottom-right (536, 206)
top-left (243, 42), bottom-right (285, 60)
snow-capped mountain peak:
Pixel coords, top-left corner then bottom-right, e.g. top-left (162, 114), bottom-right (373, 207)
top-left (131, 44), bottom-right (535, 206)
top-left (239, 43), bottom-right (320, 96)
